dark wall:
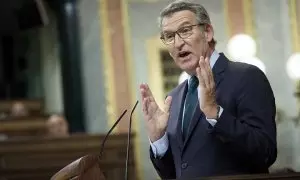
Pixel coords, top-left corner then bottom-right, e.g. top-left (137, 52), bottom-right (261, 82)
top-left (0, 0), bottom-right (49, 35)
top-left (16, 0), bottom-right (49, 31)
top-left (0, 0), bottom-right (49, 99)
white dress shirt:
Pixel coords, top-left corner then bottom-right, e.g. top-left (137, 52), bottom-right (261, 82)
top-left (150, 50), bottom-right (224, 158)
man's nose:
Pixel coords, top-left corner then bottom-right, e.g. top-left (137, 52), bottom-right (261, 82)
top-left (174, 33), bottom-right (184, 49)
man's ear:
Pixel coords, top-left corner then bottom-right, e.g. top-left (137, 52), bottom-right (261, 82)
top-left (204, 25), bottom-right (213, 43)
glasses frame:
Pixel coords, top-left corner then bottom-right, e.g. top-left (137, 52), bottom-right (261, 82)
top-left (160, 23), bottom-right (205, 45)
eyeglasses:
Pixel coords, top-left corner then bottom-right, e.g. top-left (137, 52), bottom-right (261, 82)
top-left (160, 23), bottom-right (204, 45)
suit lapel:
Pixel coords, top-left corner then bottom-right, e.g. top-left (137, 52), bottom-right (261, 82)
top-left (181, 53), bottom-right (229, 150)
top-left (182, 101), bottom-right (204, 149)
top-left (172, 81), bottom-right (188, 149)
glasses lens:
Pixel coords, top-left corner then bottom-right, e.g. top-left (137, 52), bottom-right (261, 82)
top-left (178, 26), bottom-right (193, 38)
top-left (162, 34), bottom-right (174, 44)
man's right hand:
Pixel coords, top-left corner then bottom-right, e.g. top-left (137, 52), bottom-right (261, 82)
top-left (140, 83), bottom-right (172, 142)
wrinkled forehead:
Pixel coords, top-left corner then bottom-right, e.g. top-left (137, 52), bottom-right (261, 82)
top-left (161, 10), bottom-right (197, 32)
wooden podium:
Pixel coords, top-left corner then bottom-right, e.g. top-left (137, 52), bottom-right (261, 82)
top-left (52, 169), bottom-right (300, 180)
top-left (51, 103), bottom-right (139, 180)
top-left (50, 154), bottom-right (106, 180)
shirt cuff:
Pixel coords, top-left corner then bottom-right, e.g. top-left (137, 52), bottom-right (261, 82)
top-left (206, 106), bottom-right (224, 126)
top-left (149, 132), bottom-right (169, 158)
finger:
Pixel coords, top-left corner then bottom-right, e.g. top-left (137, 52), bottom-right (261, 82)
top-left (139, 83), bottom-right (146, 89)
top-left (205, 56), bottom-right (211, 69)
top-left (140, 84), bottom-right (157, 107)
top-left (145, 84), bottom-right (155, 98)
top-left (208, 70), bottom-right (215, 89)
top-left (141, 84), bottom-right (154, 100)
top-left (196, 67), bottom-right (205, 88)
top-left (196, 57), bottom-right (204, 88)
top-left (139, 83), bottom-right (148, 91)
top-left (142, 97), bottom-right (148, 115)
top-left (163, 96), bottom-right (172, 113)
top-left (204, 57), bottom-right (211, 75)
top-left (199, 57), bottom-right (209, 88)
top-left (140, 88), bottom-right (147, 98)
top-left (204, 57), bottom-right (214, 88)
top-left (140, 83), bottom-right (148, 98)
top-left (146, 85), bottom-right (160, 107)
top-left (141, 84), bottom-right (157, 104)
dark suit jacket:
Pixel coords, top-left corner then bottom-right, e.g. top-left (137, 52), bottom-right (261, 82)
top-left (150, 53), bottom-right (277, 179)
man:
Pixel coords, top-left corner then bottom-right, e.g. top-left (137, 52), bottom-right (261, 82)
top-left (10, 102), bottom-right (29, 117)
top-left (46, 114), bottom-right (69, 138)
top-left (139, 0), bottom-right (277, 179)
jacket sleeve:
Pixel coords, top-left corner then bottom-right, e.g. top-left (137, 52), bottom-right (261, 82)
top-left (211, 65), bottom-right (277, 169)
top-left (150, 141), bottom-right (176, 179)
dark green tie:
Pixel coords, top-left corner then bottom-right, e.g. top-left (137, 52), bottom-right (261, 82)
top-left (182, 76), bottom-right (199, 141)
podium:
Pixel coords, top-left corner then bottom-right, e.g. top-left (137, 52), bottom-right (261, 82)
top-left (51, 168), bottom-right (300, 180)
top-left (51, 103), bottom-right (139, 180)
top-left (50, 154), bottom-right (106, 180)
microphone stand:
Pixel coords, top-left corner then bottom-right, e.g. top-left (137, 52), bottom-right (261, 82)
top-left (50, 101), bottom-right (139, 180)
top-left (98, 110), bottom-right (128, 159)
top-left (73, 109), bottom-right (128, 179)
top-left (125, 100), bottom-right (139, 180)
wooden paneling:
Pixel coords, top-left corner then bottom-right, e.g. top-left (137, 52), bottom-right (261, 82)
top-left (100, 0), bottom-right (134, 133)
top-left (0, 133), bottom-right (136, 180)
top-left (225, 0), bottom-right (255, 38)
top-left (0, 99), bottom-right (43, 114)
top-left (289, 0), bottom-right (300, 52)
top-left (0, 116), bottom-right (47, 136)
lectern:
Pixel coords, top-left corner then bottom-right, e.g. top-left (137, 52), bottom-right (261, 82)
top-left (51, 101), bottom-right (139, 180)
top-left (50, 154), bottom-right (106, 180)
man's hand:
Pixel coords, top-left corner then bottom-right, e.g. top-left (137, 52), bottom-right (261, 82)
top-left (196, 56), bottom-right (218, 119)
top-left (140, 83), bottom-right (172, 142)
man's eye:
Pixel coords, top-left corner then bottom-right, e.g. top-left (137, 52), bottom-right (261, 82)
top-left (180, 27), bottom-right (191, 33)
top-left (164, 34), bottom-right (173, 39)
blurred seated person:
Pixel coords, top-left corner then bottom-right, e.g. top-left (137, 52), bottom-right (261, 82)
top-left (10, 101), bottom-right (29, 117)
top-left (46, 114), bottom-right (69, 138)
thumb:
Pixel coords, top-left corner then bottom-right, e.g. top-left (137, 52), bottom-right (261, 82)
top-left (163, 96), bottom-right (172, 113)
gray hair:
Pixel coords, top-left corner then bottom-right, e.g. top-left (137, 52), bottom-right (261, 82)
top-left (158, 0), bottom-right (216, 47)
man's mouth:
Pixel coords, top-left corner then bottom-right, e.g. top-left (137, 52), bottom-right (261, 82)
top-left (178, 51), bottom-right (191, 58)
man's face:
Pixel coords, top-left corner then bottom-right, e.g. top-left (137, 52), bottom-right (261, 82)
top-left (11, 102), bottom-right (28, 117)
top-left (161, 10), bottom-right (213, 75)
top-left (47, 115), bottom-right (69, 137)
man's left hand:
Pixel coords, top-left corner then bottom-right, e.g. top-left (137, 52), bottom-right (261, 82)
top-left (196, 56), bottom-right (218, 119)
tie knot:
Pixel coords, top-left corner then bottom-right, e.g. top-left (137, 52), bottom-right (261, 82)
top-left (188, 76), bottom-right (198, 91)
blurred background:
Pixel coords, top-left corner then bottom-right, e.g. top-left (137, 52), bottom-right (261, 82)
top-left (0, 0), bottom-right (299, 179)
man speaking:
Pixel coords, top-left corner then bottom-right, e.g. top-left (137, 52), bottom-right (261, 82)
top-left (139, 0), bottom-right (277, 179)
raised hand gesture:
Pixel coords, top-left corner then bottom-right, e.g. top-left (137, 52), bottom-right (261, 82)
top-left (140, 83), bottom-right (172, 142)
top-left (196, 56), bottom-right (218, 119)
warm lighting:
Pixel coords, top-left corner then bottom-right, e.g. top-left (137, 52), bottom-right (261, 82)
top-left (239, 56), bottom-right (266, 74)
top-left (178, 71), bottom-right (190, 84)
top-left (286, 53), bottom-right (300, 80)
top-left (227, 34), bottom-right (256, 60)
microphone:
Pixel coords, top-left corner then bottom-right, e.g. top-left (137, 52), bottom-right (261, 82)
top-left (125, 100), bottom-right (139, 180)
top-left (99, 109), bottom-right (128, 158)
top-left (51, 101), bottom-right (140, 180)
